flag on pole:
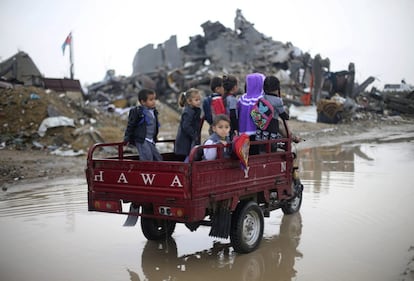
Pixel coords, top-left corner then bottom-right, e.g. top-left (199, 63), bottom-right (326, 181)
top-left (61, 32), bottom-right (72, 55)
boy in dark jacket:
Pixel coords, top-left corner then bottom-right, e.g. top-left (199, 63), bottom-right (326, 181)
top-left (123, 89), bottom-right (162, 161)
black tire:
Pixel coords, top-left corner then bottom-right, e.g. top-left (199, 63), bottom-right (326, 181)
top-left (282, 179), bottom-right (303, 215)
top-left (230, 201), bottom-right (264, 254)
top-left (140, 207), bottom-right (176, 240)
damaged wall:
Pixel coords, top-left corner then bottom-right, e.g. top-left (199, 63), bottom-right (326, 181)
top-left (132, 35), bottom-right (182, 74)
top-left (132, 9), bottom-right (305, 83)
top-left (0, 51), bottom-right (43, 86)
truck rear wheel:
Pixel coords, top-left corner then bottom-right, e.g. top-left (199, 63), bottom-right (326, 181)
top-left (282, 179), bottom-right (303, 214)
top-left (230, 201), bottom-right (264, 253)
top-left (141, 208), bottom-right (176, 240)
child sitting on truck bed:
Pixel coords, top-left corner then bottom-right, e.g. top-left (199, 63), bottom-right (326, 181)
top-left (203, 114), bottom-right (232, 160)
top-left (123, 88), bottom-right (162, 161)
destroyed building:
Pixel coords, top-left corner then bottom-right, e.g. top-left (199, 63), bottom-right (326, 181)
top-left (1, 9), bottom-right (413, 154)
top-left (129, 9), bottom-right (307, 96)
top-left (0, 51), bottom-right (43, 87)
top-left (88, 9), bottom-right (382, 116)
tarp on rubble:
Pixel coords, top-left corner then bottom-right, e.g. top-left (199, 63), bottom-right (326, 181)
top-left (37, 116), bottom-right (75, 137)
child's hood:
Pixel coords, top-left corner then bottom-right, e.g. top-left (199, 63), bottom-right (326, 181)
top-left (245, 73), bottom-right (265, 98)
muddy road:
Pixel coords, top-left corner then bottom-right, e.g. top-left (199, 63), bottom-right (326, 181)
top-left (1, 140), bottom-right (414, 281)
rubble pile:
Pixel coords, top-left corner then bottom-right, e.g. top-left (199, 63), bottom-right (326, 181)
top-left (0, 86), bottom-right (181, 153)
top-left (88, 9), bottom-right (315, 109)
top-left (86, 9), bottom-right (414, 120)
top-left (1, 9), bottom-right (413, 155)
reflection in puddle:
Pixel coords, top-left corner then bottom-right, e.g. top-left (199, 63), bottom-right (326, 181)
top-left (296, 141), bottom-right (414, 281)
top-left (127, 212), bottom-right (302, 281)
top-left (298, 144), bottom-right (375, 194)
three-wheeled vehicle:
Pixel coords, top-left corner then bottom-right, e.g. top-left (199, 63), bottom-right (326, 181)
top-left (86, 119), bottom-right (303, 253)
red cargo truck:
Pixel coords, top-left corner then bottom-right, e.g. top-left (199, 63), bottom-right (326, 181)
top-left (85, 120), bottom-right (303, 254)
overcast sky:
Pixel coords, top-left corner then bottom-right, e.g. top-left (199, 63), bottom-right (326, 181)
top-left (1, 0), bottom-right (413, 89)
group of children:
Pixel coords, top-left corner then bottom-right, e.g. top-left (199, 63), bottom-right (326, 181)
top-left (123, 73), bottom-right (294, 162)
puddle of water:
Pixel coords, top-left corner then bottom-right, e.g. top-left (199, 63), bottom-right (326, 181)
top-left (296, 141), bottom-right (414, 281)
top-left (0, 178), bottom-right (86, 218)
top-left (0, 141), bottom-right (413, 281)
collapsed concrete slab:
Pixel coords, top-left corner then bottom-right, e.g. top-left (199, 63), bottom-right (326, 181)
top-left (132, 9), bottom-right (303, 82)
top-left (132, 35), bottom-right (181, 74)
top-left (0, 51), bottom-right (43, 86)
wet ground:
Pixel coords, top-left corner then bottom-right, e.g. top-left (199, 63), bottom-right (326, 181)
top-left (1, 140), bottom-right (414, 281)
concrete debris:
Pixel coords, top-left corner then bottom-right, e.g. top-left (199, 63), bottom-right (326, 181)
top-left (133, 35), bottom-right (182, 74)
top-left (50, 147), bottom-right (85, 156)
top-left (1, 9), bottom-right (413, 154)
top-left (0, 51), bottom-right (43, 86)
top-left (86, 9), bottom-right (414, 119)
top-left (0, 85), bottom-right (128, 153)
top-left (383, 91), bottom-right (414, 114)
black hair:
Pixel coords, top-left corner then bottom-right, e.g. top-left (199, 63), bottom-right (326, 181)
top-left (263, 76), bottom-right (280, 94)
top-left (222, 75), bottom-right (238, 95)
top-left (210, 76), bottom-right (223, 92)
top-left (138, 88), bottom-right (156, 103)
top-left (212, 114), bottom-right (230, 126)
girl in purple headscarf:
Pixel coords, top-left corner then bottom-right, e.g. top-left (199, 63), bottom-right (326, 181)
top-left (237, 73), bottom-right (265, 154)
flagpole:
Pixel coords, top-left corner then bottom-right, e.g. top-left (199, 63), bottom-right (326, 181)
top-left (69, 33), bottom-right (74, 79)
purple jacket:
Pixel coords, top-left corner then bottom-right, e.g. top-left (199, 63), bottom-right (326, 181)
top-left (237, 73), bottom-right (265, 135)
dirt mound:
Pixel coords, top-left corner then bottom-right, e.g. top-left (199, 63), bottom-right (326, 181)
top-left (0, 87), bottom-right (181, 152)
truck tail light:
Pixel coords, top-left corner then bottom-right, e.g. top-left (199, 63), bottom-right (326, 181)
top-left (93, 200), bottom-right (121, 213)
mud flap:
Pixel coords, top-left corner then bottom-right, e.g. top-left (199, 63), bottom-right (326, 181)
top-left (209, 207), bottom-right (231, 238)
top-left (123, 204), bottom-right (140, 226)
top-left (294, 182), bottom-right (304, 197)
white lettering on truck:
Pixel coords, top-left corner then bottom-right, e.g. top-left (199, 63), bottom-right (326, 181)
top-left (94, 171), bottom-right (104, 182)
top-left (117, 173), bottom-right (128, 183)
top-left (141, 173), bottom-right (156, 185)
top-left (281, 161), bottom-right (286, 172)
top-left (93, 171), bottom-right (182, 188)
top-left (170, 175), bottom-right (183, 187)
